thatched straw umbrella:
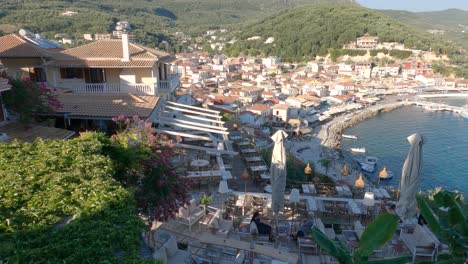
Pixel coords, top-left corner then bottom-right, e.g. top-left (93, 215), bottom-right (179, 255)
top-left (354, 173), bottom-right (365, 197)
top-left (341, 164), bottom-right (349, 177)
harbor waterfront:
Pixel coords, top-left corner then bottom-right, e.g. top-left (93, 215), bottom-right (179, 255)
top-left (341, 105), bottom-right (468, 196)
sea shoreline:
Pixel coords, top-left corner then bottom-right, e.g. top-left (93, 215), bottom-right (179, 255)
top-left (288, 101), bottom-right (411, 189)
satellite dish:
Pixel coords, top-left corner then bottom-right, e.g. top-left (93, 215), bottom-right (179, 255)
top-left (19, 29), bottom-right (33, 38)
top-left (19, 29), bottom-right (27, 36)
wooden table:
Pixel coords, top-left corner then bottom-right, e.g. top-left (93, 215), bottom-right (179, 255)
top-left (199, 234), bottom-right (299, 264)
top-left (237, 141), bottom-right (252, 146)
top-left (245, 156), bottom-right (263, 162)
top-left (260, 173), bottom-right (271, 180)
top-left (302, 184), bottom-right (316, 195)
top-left (251, 165), bottom-right (268, 172)
top-left (191, 159), bottom-right (210, 167)
top-left (241, 148), bottom-right (257, 154)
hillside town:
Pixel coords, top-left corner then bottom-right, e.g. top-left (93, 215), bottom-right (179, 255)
top-left (1, 21), bottom-right (467, 264)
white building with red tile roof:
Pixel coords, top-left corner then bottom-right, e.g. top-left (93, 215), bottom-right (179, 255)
top-left (43, 34), bottom-right (178, 99)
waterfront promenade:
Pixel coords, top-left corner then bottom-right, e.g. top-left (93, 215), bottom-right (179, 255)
top-left (289, 101), bottom-right (413, 187)
top-left (289, 94), bottom-right (467, 188)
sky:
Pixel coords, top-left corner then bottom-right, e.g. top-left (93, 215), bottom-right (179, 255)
top-left (356, 0), bottom-right (468, 12)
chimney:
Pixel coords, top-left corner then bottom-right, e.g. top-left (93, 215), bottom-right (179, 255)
top-left (122, 33), bottom-right (130, 62)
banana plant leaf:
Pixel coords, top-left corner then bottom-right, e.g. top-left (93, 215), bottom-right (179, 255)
top-left (416, 196), bottom-right (444, 238)
top-left (354, 213), bottom-right (399, 260)
top-left (362, 256), bottom-right (412, 264)
top-left (433, 191), bottom-right (466, 228)
top-left (310, 226), bottom-right (351, 264)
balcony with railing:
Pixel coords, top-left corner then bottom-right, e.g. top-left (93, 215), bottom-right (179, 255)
top-left (52, 82), bottom-right (157, 95)
top-left (158, 75), bottom-right (180, 95)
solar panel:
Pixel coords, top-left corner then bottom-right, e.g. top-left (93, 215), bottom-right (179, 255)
top-left (24, 36), bottom-right (62, 49)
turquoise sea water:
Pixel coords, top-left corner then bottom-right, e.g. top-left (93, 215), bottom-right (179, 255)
top-left (341, 105), bottom-right (468, 196)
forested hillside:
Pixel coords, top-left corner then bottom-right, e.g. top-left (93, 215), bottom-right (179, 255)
top-left (0, 0), bottom-right (351, 47)
top-left (382, 9), bottom-right (468, 50)
top-left (223, 4), bottom-right (459, 62)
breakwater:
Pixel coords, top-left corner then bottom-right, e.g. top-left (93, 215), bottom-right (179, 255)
top-left (324, 102), bottom-right (410, 150)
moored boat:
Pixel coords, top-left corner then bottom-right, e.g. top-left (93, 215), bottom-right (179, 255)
top-left (361, 162), bottom-right (375, 173)
top-left (350, 147), bottom-right (366, 153)
top-left (365, 156), bottom-right (378, 165)
top-left (355, 156), bottom-right (378, 173)
top-left (342, 134), bottom-right (358, 139)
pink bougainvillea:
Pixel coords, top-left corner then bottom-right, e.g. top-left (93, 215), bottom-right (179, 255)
top-left (110, 115), bottom-right (192, 222)
top-left (2, 76), bottom-right (62, 124)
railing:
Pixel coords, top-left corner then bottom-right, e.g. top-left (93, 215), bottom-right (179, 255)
top-left (158, 75), bottom-right (180, 94)
top-left (66, 83), bottom-right (156, 95)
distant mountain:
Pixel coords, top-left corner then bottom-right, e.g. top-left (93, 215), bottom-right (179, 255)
top-left (0, 0), bottom-right (354, 47)
top-left (381, 9), bottom-right (468, 49)
top-left (224, 3), bottom-right (457, 61)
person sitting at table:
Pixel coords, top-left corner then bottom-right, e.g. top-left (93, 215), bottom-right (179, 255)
top-left (250, 211), bottom-right (273, 241)
top-left (292, 219), bottom-right (314, 240)
top-left (386, 204), bottom-right (396, 214)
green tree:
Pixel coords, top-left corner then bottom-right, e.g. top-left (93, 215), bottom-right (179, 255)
top-left (0, 137), bottom-right (146, 262)
top-left (222, 113), bottom-right (234, 121)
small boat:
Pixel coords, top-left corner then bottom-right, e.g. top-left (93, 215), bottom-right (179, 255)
top-left (350, 147), bottom-right (366, 153)
top-left (379, 166), bottom-right (394, 180)
top-left (342, 134), bottom-right (358, 139)
top-left (361, 163), bottom-right (375, 173)
top-left (365, 156), bottom-right (378, 165)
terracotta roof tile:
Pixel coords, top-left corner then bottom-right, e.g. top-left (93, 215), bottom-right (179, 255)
top-left (46, 40), bottom-right (173, 68)
top-left (248, 104), bottom-right (270, 112)
top-left (272, 104), bottom-right (289, 110)
top-left (55, 93), bottom-right (160, 118)
top-left (0, 122), bottom-right (74, 142)
top-left (45, 59), bottom-right (154, 68)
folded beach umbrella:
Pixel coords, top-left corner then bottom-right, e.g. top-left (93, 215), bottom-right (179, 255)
top-left (396, 133), bottom-right (425, 220)
top-left (270, 130), bottom-right (288, 217)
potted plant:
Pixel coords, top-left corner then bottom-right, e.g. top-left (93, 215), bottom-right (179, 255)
top-left (200, 194), bottom-right (213, 215)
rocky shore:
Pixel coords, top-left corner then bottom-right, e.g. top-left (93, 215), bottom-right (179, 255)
top-left (318, 102), bottom-right (412, 189)
top-left (324, 102), bottom-right (410, 150)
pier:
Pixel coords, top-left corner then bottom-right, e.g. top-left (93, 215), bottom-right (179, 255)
top-left (417, 93), bottom-right (468, 98)
top-left (413, 101), bottom-right (465, 114)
